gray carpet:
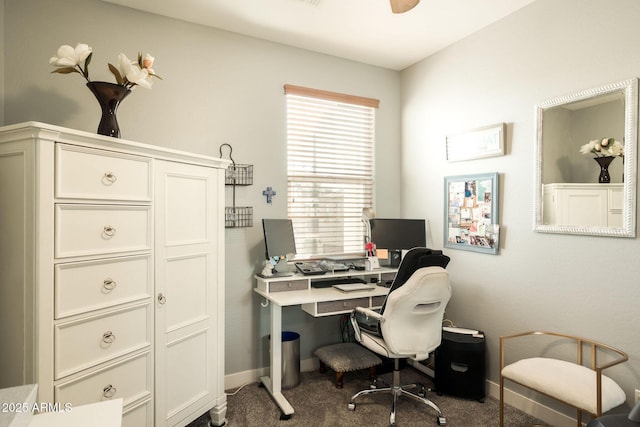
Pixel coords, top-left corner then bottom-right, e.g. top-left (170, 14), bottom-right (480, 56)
top-left (188, 367), bottom-right (546, 427)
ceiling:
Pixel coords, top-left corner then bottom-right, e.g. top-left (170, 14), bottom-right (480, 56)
top-left (103, 0), bottom-right (536, 70)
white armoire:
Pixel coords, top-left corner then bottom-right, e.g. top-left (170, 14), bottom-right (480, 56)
top-left (0, 122), bottom-right (229, 426)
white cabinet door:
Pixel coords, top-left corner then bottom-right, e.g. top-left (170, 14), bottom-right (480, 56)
top-left (153, 160), bottom-right (226, 426)
top-left (558, 188), bottom-right (608, 226)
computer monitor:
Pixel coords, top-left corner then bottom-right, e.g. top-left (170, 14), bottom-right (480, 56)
top-left (369, 218), bottom-right (426, 252)
top-left (262, 219), bottom-right (297, 260)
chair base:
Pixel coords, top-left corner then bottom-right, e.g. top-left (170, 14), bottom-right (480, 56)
top-left (348, 359), bottom-right (447, 426)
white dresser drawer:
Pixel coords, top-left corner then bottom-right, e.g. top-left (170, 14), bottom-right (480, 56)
top-left (55, 304), bottom-right (151, 379)
top-left (56, 144), bottom-right (151, 202)
top-left (55, 351), bottom-right (152, 409)
top-left (55, 204), bottom-right (152, 259)
top-left (55, 255), bottom-right (152, 319)
top-left (122, 399), bottom-right (152, 427)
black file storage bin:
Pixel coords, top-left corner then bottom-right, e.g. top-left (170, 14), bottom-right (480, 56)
top-left (434, 329), bottom-right (486, 402)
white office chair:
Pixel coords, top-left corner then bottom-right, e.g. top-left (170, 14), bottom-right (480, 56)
top-left (349, 248), bottom-right (451, 426)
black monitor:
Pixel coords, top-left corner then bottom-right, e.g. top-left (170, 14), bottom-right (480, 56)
top-left (262, 219), bottom-right (297, 260)
top-left (369, 218), bottom-right (426, 252)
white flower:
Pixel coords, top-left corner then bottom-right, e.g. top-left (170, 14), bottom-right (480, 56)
top-left (579, 140), bottom-right (597, 154)
top-left (116, 53), bottom-right (153, 89)
top-left (606, 139), bottom-right (624, 156)
top-left (579, 138), bottom-right (624, 157)
top-left (49, 43), bottom-right (93, 81)
top-left (49, 42), bottom-right (160, 89)
top-left (49, 43), bottom-right (92, 67)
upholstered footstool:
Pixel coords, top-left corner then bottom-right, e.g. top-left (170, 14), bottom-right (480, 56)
top-left (314, 343), bottom-right (382, 388)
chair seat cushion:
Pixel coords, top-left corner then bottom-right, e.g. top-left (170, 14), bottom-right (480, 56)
top-left (314, 343), bottom-right (382, 372)
top-left (502, 357), bottom-right (625, 415)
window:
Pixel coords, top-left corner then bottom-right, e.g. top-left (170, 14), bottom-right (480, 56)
top-left (285, 84), bottom-right (379, 258)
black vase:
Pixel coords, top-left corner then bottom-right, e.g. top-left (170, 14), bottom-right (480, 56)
top-left (86, 81), bottom-right (131, 138)
top-left (594, 156), bottom-right (615, 183)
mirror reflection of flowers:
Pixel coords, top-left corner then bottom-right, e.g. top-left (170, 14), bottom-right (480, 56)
top-left (579, 138), bottom-right (624, 157)
top-left (49, 43), bottom-right (161, 89)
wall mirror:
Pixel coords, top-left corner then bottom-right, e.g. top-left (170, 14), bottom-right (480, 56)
top-left (534, 78), bottom-right (638, 237)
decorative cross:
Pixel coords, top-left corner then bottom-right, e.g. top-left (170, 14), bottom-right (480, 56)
top-left (262, 186), bottom-right (276, 203)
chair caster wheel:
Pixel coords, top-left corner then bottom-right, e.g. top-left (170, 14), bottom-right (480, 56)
top-left (347, 403), bottom-right (355, 411)
top-left (280, 413), bottom-right (291, 420)
top-left (437, 415), bottom-right (447, 425)
top-left (390, 412), bottom-right (396, 425)
top-left (418, 388), bottom-right (426, 398)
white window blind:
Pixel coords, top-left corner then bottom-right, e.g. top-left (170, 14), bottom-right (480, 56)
top-left (285, 85), bottom-right (378, 257)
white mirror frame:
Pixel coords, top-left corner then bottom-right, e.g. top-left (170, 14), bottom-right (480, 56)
top-left (534, 78), bottom-right (638, 237)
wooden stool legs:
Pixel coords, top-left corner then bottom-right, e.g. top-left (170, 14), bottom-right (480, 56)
top-left (336, 371), bottom-right (345, 388)
top-left (319, 360), bottom-right (378, 388)
top-left (368, 366), bottom-right (377, 381)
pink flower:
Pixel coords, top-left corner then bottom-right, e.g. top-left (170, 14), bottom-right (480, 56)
top-left (142, 53), bottom-right (154, 70)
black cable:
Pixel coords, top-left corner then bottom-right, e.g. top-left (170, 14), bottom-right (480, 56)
top-left (340, 314), bottom-right (355, 342)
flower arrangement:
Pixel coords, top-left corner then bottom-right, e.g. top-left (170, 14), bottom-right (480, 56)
top-left (49, 42), bottom-right (161, 89)
top-left (579, 137), bottom-right (624, 157)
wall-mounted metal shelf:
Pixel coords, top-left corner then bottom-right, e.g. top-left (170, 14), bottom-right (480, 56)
top-left (220, 143), bottom-right (253, 228)
top-left (225, 206), bottom-right (253, 228)
top-left (226, 163), bottom-right (253, 186)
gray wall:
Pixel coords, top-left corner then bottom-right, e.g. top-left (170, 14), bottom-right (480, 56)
top-left (401, 0), bottom-right (640, 409)
top-left (4, 0), bottom-right (640, 418)
top-left (1, 0), bottom-right (402, 375)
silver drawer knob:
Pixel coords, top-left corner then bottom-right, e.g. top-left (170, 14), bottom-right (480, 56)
top-left (102, 278), bottom-right (116, 291)
top-left (102, 172), bottom-right (117, 184)
top-left (102, 331), bottom-right (116, 344)
top-left (103, 225), bottom-right (116, 237)
top-left (102, 384), bottom-right (117, 398)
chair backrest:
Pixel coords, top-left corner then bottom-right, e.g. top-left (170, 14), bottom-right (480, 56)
top-left (380, 247), bottom-right (450, 314)
top-left (379, 264), bottom-right (451, 359)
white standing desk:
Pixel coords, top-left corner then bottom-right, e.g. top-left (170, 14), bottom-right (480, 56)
top-left (254, 268), bottom-right (398, 419)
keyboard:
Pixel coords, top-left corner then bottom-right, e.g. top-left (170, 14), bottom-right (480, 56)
top-left (295, 262), bottom-right (327, 276)
top-left (318, 260), bottom-right (350, 272)
top-left (311, 277), bottom-right (366, 288)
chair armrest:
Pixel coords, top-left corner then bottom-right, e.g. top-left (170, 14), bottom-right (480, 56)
top-left (350, 307), bottom-right (384, 343)
top-left (354, 306), bottom-right (383, 320)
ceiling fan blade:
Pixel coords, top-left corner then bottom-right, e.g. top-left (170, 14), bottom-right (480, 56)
top-left (390, 0), bottom-right (420, 14)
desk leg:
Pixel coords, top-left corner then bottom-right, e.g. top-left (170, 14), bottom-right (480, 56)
top-left (260, 301), bottom-right (295, 417)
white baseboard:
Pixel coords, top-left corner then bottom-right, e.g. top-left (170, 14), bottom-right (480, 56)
top-left (224, 357), bottom-right (319, 391)
top-left (486, 380), bottom-right (577, 427)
